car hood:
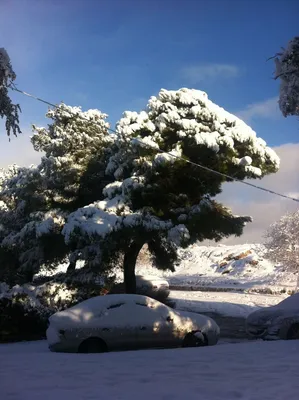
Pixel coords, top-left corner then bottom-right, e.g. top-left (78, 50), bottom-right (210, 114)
top-left (176, 310), bottom-right (220, 333)
top-left (246, 306), bottom-right (299, 327)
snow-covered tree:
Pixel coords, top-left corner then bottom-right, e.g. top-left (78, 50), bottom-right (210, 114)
top-left (63, 88), bottom-right (280, 293)
top-left (0, 48), bottom-right (21, 137)
top-left (31, 103), bottom-right (114, 211)
top-left (274, 36), bottom-right (299, 117)
top-left (0, 104), bottom-right (113, 284)
top-left (264, 210), bottom-right (299, 290)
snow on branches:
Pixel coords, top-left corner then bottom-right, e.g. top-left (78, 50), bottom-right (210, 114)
top-left (31, 103), bottom-right (113, 208)
top-left (0, 103), bottom-right (114, 283)
top-left (31, 104), bottom-right (112, 157)
top-left (63, 88), bottom-right (280, 274)
top-left (0, 48), bottom-right (21, 137)
top-left (264, 210), bottom-right (299, 273)
top-left (274, 37), bottom-right (299, 117)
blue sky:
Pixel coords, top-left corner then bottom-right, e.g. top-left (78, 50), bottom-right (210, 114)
top-left (1, 0), bottom-right (298, 144)
top-left (0, 0), bottom-right (298, 242)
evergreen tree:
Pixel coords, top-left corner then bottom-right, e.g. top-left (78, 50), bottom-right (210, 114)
top-left (63, 88), bottom-right (280, 293)
top-left (0, 104), bottom-right (113, 284)
top-left (274, 36), bottom-right (299, 117)
top-left (0, 48), bottom-right (21, 138)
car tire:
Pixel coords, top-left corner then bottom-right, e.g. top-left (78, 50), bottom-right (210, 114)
top-left (182, 331), bottom-right (208, 348)
top-left (286, 323), bottom-right (299, 340)
top-left (78, 337), bottom-right (108, 353)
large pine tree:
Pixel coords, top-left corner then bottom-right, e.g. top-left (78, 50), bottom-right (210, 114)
top-left (63, 88), bottom-right (280, 293)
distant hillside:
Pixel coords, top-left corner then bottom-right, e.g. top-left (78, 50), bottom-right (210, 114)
top-left (135, 243), bottom-right (296, 293)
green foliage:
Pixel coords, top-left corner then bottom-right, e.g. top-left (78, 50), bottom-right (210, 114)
top-left (63, 88), bottom-right (280, 292)
top-left (0, 104), bottom-right (114, 284)
top-left (274, 36), bottom-right (299, 117)
top-left (0, 275), bottom-right (113, 342)
top-left (0, 293), bottom-right (50, 342)
top-left (0, 48), bottom-right (21, 138)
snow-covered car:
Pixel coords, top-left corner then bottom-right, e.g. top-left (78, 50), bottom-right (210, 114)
top-left (47, 294), bottom-right (220, 353)
top-left (109, 275), bottom-right (170, 301)
top-left (135, 275), bottom-right (170, 300)
top-left (246, 293), bottom-right (299, 340)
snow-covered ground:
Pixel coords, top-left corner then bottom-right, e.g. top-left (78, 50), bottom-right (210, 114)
top-left (1, 339), bottom-right (298, 400)
top-left (136, 243), bottom-right (297, 293)
top-left (170, 290), bottom-right (288, 318)
top-left (169, 290), bottom-right (288, 339)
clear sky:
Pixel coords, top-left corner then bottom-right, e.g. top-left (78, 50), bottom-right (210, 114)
top-left (0, 0), bottom-right (298, 243)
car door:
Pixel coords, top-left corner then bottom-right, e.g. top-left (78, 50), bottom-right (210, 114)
top-left (93, 302), bottom-right (140, 351)
top-left (134, 302), bottom-right (176, 349)
top-left (157, 311), bottom-right (183, 347)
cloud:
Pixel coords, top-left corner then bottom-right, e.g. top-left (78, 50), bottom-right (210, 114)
top-left (182, 63), bottom-right (240, 84)
top-left (217, 143), bottom-right (299, 245)
top-left (237, 97), bottom-right (279, 123)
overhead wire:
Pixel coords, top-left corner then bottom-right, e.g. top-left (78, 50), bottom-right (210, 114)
top-left (10, 85), bottom-right (299, 204)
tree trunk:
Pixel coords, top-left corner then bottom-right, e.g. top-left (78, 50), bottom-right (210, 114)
top-left (67, 251), bottom-right (79, 274)
top-left (123, 242), bottom-right (144, 294)
top-left (67, 260), bottom-right (76, 274)
top-left (23, 269), bottom-right (34, 284)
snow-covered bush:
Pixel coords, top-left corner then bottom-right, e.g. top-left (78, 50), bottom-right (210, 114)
top-left (0, 48), bottom-right (21, 137)
top-left (0, 103), bottom-right (114, 284)
top-left (0, 275), bottom-right (113, 342)
top-left (274, 36), bottom-right (299, 117)
top-left (0, 285), bottom-right (50, 342)
top-left (63, 88), bottom-right (280, 293)
top-left (264, 210), bottom-right (299, 276)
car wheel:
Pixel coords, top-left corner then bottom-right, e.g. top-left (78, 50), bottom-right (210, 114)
top-left (182, 331), bottom-right (208, 348)
top-left (286, 323), bottom-right (299, 340)
top-left (78, 337), bottom-right (108, 353)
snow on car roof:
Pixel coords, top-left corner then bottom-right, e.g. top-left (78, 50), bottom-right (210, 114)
top-left (48, 292), bottom-right (218, 336)
top-left (49, 294), bottom-right (165, 325)
top-left (58, 294), bottom-right (160, 313)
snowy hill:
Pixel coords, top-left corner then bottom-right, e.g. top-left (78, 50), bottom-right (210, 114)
top-left (135, 243), bottom-right (296, 293)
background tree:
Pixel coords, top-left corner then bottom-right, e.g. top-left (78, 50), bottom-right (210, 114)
top-left (274, 36), bottom-right (299, 118)
top-left (0, 103), bottom-right (114, 284)
top-left (264, 210), bottom-right (299, 291)
top-left (63, 87), bottom-right (280, 293)
top-left (0, 48), bottom-right (21, 138)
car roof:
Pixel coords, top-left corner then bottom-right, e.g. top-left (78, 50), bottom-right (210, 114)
top-left (62, 294), bottom-right (163, 314)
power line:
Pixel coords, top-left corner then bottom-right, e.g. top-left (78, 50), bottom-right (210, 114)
top-left (12, 86), bottom-right (56, 108)
top-left (11, 85), bottom-right (299, 204)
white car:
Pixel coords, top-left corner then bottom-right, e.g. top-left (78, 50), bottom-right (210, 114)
top-left (47, 294), bottom-right (220, 353)
top-left (135, 275), bottom-right (170, 300)
top-left (109, 275), bottom-right (170, 301)
top-left (246, 293), bottom-right (299, 340)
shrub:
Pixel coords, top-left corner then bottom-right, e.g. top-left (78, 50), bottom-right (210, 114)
top-left (0, 274), bottom-right (113, 342)
top-left (0, 287), bottom-right (50, 342)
